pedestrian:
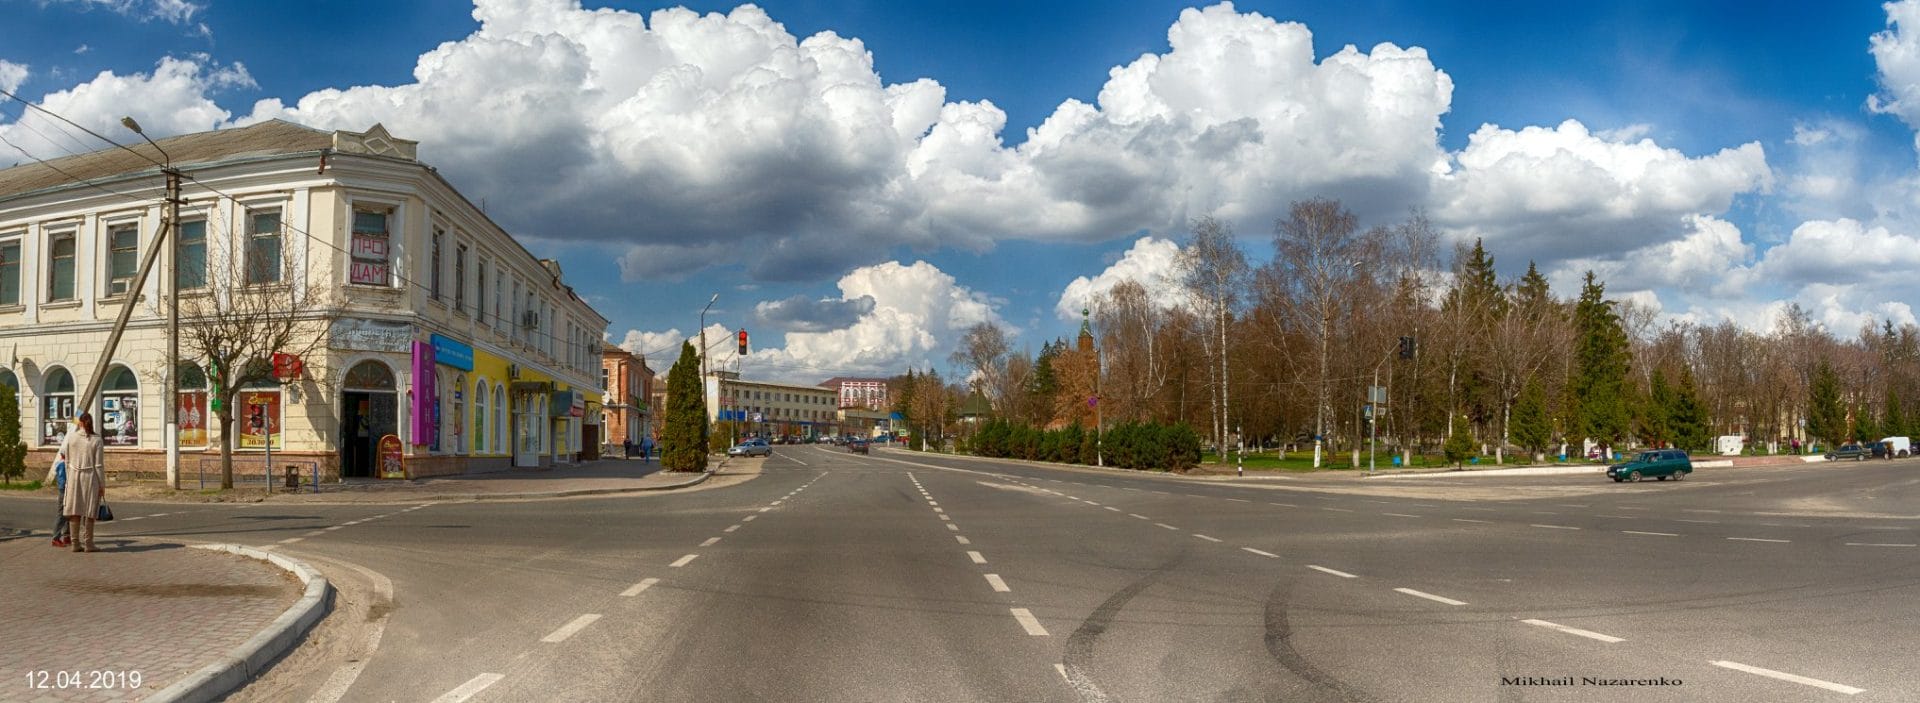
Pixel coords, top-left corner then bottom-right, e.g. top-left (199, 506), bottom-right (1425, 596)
top-left (641, 436), bottom-right (652, 462)
top-left (60, 412), bottom-right (105, 553)
top-left (624, 438), bottom-right (634, 459)
top-left (44, 452), bottom-right (68, 548)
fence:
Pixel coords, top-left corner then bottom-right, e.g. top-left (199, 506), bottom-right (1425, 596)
top-left (196, 458), bottom-right (321, 493)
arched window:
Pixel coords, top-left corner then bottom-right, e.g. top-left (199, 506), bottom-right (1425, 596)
top-left (344, 360), bottom-right (396, 390)
top-left (474, 379), bottom-right (489, 455)
top-left (177, 362), bottom-right (208, 447)
top-left (41, 367), bottom-right (73, 445)
top-left (101, 364), bottom-right (139, 447)
top-left (493, 384), bottom-right (506, 457)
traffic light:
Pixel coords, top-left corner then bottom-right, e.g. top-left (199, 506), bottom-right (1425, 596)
top-left (1398, 336), bottom-right (1416, 359)
top-left (737, 329), bottom-right (748, 355)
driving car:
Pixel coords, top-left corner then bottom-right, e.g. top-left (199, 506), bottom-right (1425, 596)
top-left (848, 438), bottom-right (869, 454)
top-left (1825, 443), bottom-right (1872, 461)
top-left (1606, 449), bottom-right (1693, 482)
top-left (727, 439), bottom-right (772, 457)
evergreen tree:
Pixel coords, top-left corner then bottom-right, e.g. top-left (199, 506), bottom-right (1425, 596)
top-left (1885, 389), bottom-right (1906, 440)
top-left (1669, 366), bottom-right (1711, 452)
top-left (1568, 271), bottom-right (1632, 456)
top-left (1510, 377), bottom-right (1550, 460)
top-left (1806, 362), bottom-right (1845, 449)
top-left (893, 369), bottom-right (918, 443)
top-left (0, 383), bottom-right (22, 484)
top-left (660, 341), bottom-right (709, 471)
top-left (1442, 239), bottom-right (1506, 425)
top-left (1512, 261), bottom-right (1553, 319)
top-left (1853, 405), bottom-right (1877, 443)
top-left (1443, 413), bottom-right (1476, 468)
top-left (1638, 369), bottom-right (1673, 447)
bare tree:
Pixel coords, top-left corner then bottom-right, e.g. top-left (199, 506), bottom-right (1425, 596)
top-left (178, 215), bottom-right (337, 489)
top-left (950, 321), bottom-right (1011, 413)
top-left (1271, 198), bottom-right (1364, 468)
top-left (1178, 217), bottom-right (1248, 462)
top-left (1094, 279), bottom-right (1174, 423)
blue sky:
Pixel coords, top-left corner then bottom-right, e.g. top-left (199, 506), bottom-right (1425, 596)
top-left (5, 0), bottom-right (1920, 381)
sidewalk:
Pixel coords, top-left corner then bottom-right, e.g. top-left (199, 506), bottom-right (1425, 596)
top-left (100, 455), bottom-right (733, 504)
top-left (0, 532), bottom-right (304, 703)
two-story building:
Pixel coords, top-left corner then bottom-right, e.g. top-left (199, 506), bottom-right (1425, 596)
top-left (0, 120), bottom-right (607, 481)
top-left (705, 372), bottom-right (837, 441)
top-left (600, 343), bottom-right (653, 453)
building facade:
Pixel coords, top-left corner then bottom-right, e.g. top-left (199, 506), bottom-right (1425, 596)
top-left (0, 120), bottom-right (607, 481)
top-left (600, 344), bottom-right (653, 452)
top-left (705, 372), bottom-right (838, 440)
top-left (820, 376), bottom-right (890, 410)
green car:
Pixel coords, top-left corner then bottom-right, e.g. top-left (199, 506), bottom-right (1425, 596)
top-left (1606, 450), bottom-right (1693, 482)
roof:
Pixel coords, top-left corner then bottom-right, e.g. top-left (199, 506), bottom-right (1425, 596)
top-left (819, 376), bottom-right (890, 387)
top-left (0, 119), bottom-right (335, 201)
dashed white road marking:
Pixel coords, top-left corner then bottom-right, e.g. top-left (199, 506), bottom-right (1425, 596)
top-left (1522, 619), bottom-right (1624, 643)
top-left (1242, 547), bottom-right (1278, 558)
top-left (1225, 498), bottom-right (1250, 503)
top-left (1727, 537), bottom-right (1790, 543)
top-left (967, 551), bottom-right (987, 564)
top-left (1451, 519), bottom-right (1491, 524)
top-left (947, 524), bottom-right (960, 531)
top-left (1597, 515), bottom-right (1636, 519)
top-left (1530, 524), bottom-right (1580, 530)
top-left (430, 673), bottom-right (505, 703)
top-left (670, 554), bottom-right (699, 567)
top-left (700, 537), bottom-right (722, 547)
top-left (620, 578), bottom-right (660, 597)
top-left (1011, 608), bottom-right (1050, 636)
top-left (724, 525), bottom-right (740, 533)
top-left (1383, 513), bottom-right (1421, 518)
top-left (1394, 588), bottom-right (1467, 606)
top-left (1623, 530), bottom-right (1679, 537)
top-left (758, 507), bottom-right (773, 513)
top-left (1710, 661), bottom-right (1864, 695)
top-left (278, 537), bottom-right (305, 544)
top-left (1307, 565), bottom-right (1357, 578)
top-left (540, 614), bottom-right (602, 643)
top-left (939, 514), bottom-right (951, 521)
top-left (1103, 506), bottom-right (1122, 512)
top-left (1676, 519), bottom-right (1718, 524)
top-left (928, 501), bottom-right (938, 506)
top-left (933, 507), bottom-right (945, 513)
top-left (1129, 514), bottom-right (1150, 520)
top-left (303, 530), bottom-right (327, 537)
top-left (1270, 502), bottom-right (1297, 507)
top-left (1324, 507), bottom-right (1354, 513)
top-left (1194, 534), bottom-right (1223, 543)
top-left (1845, 542), bottom-right (1917, 547)
top-left (985, 574), bottom-right (1011, 592)
top-left (1156, 523), bottom-right (1180, 530)
top-left (324, 525), bottom-right (344, 531)
top-left (121, 516), bottom-right (146, 521)
top-left (955, 535), bottom-right (971, 545)
top-left (742, 515), bottom-right (757, 522)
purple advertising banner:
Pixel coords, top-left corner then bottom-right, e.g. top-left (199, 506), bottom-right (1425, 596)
top-left (410, 340), bottom-right (437, 447)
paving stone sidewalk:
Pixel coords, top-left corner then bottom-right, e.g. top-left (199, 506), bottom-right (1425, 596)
top-left (0, 533), bottom-right (301, 703)
top-left (104, 455), bottom-right (731, 504)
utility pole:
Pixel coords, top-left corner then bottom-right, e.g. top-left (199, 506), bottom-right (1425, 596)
top-left (164, 168), bottom-right (181, 489)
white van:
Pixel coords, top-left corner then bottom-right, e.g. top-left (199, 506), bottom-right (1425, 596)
top-left (1881, 436), bottom-right (1911, 458)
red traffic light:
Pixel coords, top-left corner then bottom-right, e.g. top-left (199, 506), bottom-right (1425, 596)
top-left (737, 329), bottom-right (748, 355)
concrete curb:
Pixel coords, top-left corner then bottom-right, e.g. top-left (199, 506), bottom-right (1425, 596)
top-left (459, 468), bottom-right (714, 501)
top-left (147, 544), bottom-right (333, 703)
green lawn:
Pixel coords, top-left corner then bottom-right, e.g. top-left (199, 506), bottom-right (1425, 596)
top-left (1200, 450), bottom-right (1573, 472)
top-left (0, 479), bottom-right (44, 491)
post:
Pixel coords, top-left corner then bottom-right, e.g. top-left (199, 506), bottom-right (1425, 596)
top-left (164, 168), bottom-right (181, 490)
top-left (260, 398), bottom-right (271, 492)
top-left (1236, 425), bottom-right (1243, 477)
top-left (1369, 368), bottom-right (1379, 474)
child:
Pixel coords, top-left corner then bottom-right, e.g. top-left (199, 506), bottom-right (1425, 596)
top-left (45, 454), bottom-right (67, 548)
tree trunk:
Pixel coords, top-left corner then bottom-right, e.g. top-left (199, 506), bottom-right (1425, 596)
top-left (218, 411), bottom-right (235, 490)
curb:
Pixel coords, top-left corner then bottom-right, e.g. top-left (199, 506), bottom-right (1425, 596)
top-left (147, 544), bottom-right (333, 703)
top-left (460, 468), bottom-right (715, 501)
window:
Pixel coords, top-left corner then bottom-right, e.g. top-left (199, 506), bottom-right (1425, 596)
top-left (493, 384), bottom-right (506, 457)
top-left (451, 373), bottom-right (466, 456)
top-left (48, 233), bottom-right (75, 302)
top-left (454, 243), bottom-right (467, 313)
top-left (344, 360), bottom-right (396, 390)
top-left (474, 379), bottom-right (489, 454)
top-left (349, 209), bottom-right (392, 286)
top-left (0, 240), bottom-right (19, 306)
top-left (101, 365), bottom-right (139, 447)
top-left (107, 224), bottom-right (138, 296)
top-left (429, 229), bottom-right (443, 299)
top-left (493, 265), bottom-right (503, 328)
top-left (247, 210), bottom-right (283, 284)
top-left (476, 259), bottom-right (487, 322)
top-left (177, 220), bottom-right (206, 289)
top-left (177, 362), bottom-right (208, 447)
top-left (41, 367), bottom-right (74, 445)
top-left (602, 368), bottom-right (609, 393)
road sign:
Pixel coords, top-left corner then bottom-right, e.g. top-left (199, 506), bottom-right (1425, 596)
top-left (1368, 386), bottom-right (1387, 404)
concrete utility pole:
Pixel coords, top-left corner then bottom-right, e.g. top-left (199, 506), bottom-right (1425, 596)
top-left (120, 117), bottom-right (182, 489)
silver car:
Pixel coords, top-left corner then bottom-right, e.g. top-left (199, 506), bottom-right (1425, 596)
top-left (728, 439), bottom-right (772, 457)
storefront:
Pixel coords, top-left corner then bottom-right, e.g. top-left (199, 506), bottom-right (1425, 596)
top-left (550, 387), bottom-right (584, 463)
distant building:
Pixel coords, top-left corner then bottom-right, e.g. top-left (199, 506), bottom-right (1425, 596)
top-left (820, 376), bottom-right (890, 410)
top-left (601, 344), bottom-right (654, 451)
top-left (706, 371), bottom-right (837, 439)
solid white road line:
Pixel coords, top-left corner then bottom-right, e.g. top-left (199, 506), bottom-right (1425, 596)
top-left (700, 537), bottom-right (721, 547)
top-left (955, 535), bottom-right (971, 545)
top-left (1845, 542), bottom-right (1918, 547)
top-left (670, 554), bottom-right (699, 567)
top-left (540, 614), bottom-right (602, 643)
top-left (1623, 530), bottom-right (1679, 537)
top-left (121, 516), bottom-right (145, 521)
top-left (324, 526), bottom-right (344, 531)
top-left (620, 578), bottom-right (660, 597)
top-left (985, 574), bottom-right (1011, 592)
top-left (1307, 565), bottom-right (1357, 578)
top-left (1394, 588), bottom-right (1467, 606)
top-left (787, 455), bottom-right (808, 466)
top-left (1193, 534), bottom-right (1223, 542)
top-left (1728, 537), bottom-right (1790, 543)
top-left (304, 530), bottom-right (327, 537)
top-left (1710, 661), bottom-right (1864, 695)
top-left (278, 537), bottom-right (305, 544)
top-left (1011, 608), bottom-right (1050, 636)
top-left (430, 673), bottom-right (505, 703)
top-left (967, 551), bottom-right (987, 564)
top-left (1451, 519), bottom-right (1491, 524)
top-left (1383, 513), bottom-right (1421, 518)
top-left (1242, 547), bottom-right (1279, 558)
top-left (724, 525), bottom-right (740, 533)
top-left (1522, 619), bottom-right (1624, 643)
top-left (1156, 523), bottom-right (1180, 530)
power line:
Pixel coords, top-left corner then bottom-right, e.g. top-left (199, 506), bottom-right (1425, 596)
top-left (0, 87), bottom-right (166, 169)
top-left (0, 132), bottom-right (165, 206)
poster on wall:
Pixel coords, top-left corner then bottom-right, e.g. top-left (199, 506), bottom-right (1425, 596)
top-left (238, 391), bottom-right (282, 449)
top-left (177, 391), bottom-right (208, 446)
top-left (102, 395), bottom-right (139, 447)
top-left (41, 396), bottom-right (73, 446)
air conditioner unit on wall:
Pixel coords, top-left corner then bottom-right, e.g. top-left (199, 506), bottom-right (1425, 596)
top-left (522, 310), bottom-right (540, 328)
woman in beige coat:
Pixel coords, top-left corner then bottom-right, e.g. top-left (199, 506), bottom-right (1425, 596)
top-left (60, 412), bottom-right (105, 553)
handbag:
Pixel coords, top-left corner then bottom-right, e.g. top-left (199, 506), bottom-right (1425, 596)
top-left (95, 504), bottom-right (114, 522)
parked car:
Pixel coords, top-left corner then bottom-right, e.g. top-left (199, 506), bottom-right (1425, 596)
top-left (1882, 436), bottom-right (1912, 458)
top-left (848, 438), bottom-right (869, 454)
top-left (1825, 443), bottom-right (1872, 461)
top-left (1606, 449), bottom-right (1693, 482)
top-left (728, 439), bottom-right (772, 457)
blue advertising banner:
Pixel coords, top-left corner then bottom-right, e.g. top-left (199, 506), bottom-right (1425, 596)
top-left (430, 333), bottom-right (474, 371)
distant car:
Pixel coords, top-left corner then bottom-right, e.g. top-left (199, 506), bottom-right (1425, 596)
top-left (1606, 449), bottom-right (1693, 482)
top-left (728, 439), bottom-right (772, 457)
top-left (1825, 443), bottom-right (1872, 461)
top-left (848, 438), bottom-right (869, 454)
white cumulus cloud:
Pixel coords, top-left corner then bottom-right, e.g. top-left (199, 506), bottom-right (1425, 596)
top-left (0, 61), bottom-right (26, 94)
top-left (0, 56), bottom-right (251, 159)
top-left (1055, 236), bottom-right (1186, 321)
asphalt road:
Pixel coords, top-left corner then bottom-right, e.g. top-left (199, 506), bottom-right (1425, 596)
top-left (2, 449), bottom-right (1915, 702)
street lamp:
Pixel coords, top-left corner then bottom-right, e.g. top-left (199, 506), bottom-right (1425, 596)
top-left (698, 293), bottom-right (717, 451)
top-left (123, 116), bottom-right (183, 490)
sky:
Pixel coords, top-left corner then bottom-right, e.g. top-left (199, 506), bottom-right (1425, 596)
top-left (2, 0), bottom-right (1919, 384)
